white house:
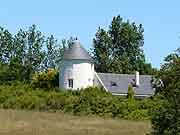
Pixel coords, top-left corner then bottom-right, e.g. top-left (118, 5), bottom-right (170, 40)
top-left (59, 40), bottom-right (155, 98)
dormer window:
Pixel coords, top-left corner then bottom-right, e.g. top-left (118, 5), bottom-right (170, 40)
top-left (111, 81), bottom-right (118, 87)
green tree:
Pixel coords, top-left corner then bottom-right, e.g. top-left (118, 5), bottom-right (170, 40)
top-left (38, 35), bottom-right (58, 70)
top-left (0, 27), bottom-right (15, 82)
top-left (151, 48), bottom-right (180, 135)
top-left (38, 36), bottom-right (75, 71)
top-left (25, 25), bottom-right (45, 79)
top-left (9, 29), bottom-right (27, 80)
top-left (92, 28), bottom-right (112, 72)
top-left (0, 27), bottom-right (13, 64)
top-left (0, 25), bottom-right (66, 82)
top-left (92, 15), bottom-right (154, 74)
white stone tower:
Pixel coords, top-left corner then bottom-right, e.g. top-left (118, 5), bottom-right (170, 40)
top-left (59, 40), bottom-right (94, 89)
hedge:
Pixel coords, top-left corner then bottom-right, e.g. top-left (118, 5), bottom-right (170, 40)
top-left (0, 83), bottom-right (163, 120)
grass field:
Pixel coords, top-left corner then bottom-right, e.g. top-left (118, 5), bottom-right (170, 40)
top-left (0, 109), bottom-right (151, 135)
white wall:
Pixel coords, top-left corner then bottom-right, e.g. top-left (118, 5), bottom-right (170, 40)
top-left (59, 59), bottom-right (94, 89)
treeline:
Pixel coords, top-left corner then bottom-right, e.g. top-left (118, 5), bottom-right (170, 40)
top-left (0, 15), bottom-right (157, 85)
top-left (0, 25), bottom-right (75, 83)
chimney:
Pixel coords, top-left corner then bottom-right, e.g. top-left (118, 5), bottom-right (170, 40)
top-left (135, 71), bottom-right (140, 86)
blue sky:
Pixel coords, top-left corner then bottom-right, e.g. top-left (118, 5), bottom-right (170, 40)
top-left (0, 0), bottom-right (179, 68)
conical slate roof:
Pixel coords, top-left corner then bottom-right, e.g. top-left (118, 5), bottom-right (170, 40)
top-left (63, 40), bottom-right (92, 60)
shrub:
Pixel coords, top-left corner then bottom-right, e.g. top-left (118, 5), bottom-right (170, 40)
top-left (31, 69), bottom-right (59, 89)
top-left (125, 109), bottom-right (150, 120)
top-left (0, 83), bottom-right (161, 120)
top-left (127, 85), bottom-right (134, 101)
top-left (151, 92), bottom-right (180, 135)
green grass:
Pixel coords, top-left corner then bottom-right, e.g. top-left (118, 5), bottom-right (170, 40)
top-left (0, 109), bottom-right (151, 135)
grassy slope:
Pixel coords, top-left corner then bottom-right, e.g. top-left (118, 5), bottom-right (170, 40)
top-left (0, 109), bottom-right (151, 135)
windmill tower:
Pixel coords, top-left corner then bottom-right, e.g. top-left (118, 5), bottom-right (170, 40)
top-left (59, 40), bottom-right (94, 89)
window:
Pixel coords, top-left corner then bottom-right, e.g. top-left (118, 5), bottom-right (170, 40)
top-left (68, 79), bottom-right (73, 88)
top-left (111, 81), bottom-right (118, 87)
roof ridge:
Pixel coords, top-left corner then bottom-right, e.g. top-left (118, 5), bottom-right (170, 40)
top-left (97, 72), bottom-right (152, 77)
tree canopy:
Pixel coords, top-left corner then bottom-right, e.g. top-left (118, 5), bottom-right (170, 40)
top-left (151, 48), bottom-right (180, 135)
top-left (92, 15), bottom-right (155, 75)
top-left (0, 16), bottom-right (156, 83)
top-left (0, 25), bottom-right (67, 82)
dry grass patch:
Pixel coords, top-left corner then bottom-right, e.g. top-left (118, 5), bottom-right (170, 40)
top-left (0, 109), bottom-right (151, 135)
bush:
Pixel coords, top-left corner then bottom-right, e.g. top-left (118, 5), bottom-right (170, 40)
top-left (125, 109), bottom-right (150, 120)
top-left (0, 83), bottom-right (160, 120)
top-left (31, 69), bottom-right (59, 89)
top-left (127, 85), bottom-right (134, 101)
top-left (151, 92), bottom-right (180, 135)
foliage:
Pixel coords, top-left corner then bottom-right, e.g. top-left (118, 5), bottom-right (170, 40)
top-left (151, 48), bottom-right (180, 135)
top-left (0, 64), bottom-right (16, 83)
top-left (31, 69), bottom-right (59, 89)
top-left (0, 25), bottom-right (66, 82)
top-left (0, 83), bottom-right (162, 120)
top-left (127, 85), bottom-right (134, 101)
top-left (156, 48), bottom-right (180, 96)
top-left (92, 15), bottom-right (156, 75)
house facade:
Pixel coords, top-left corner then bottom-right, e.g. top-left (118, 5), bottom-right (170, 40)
top-left (59, 40), bottom-right (155, 98)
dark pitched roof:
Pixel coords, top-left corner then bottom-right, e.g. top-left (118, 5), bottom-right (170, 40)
top-left (63, 40), bottom-right (92, 60)
top-left (96, 73), bottom-right (155, 96)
